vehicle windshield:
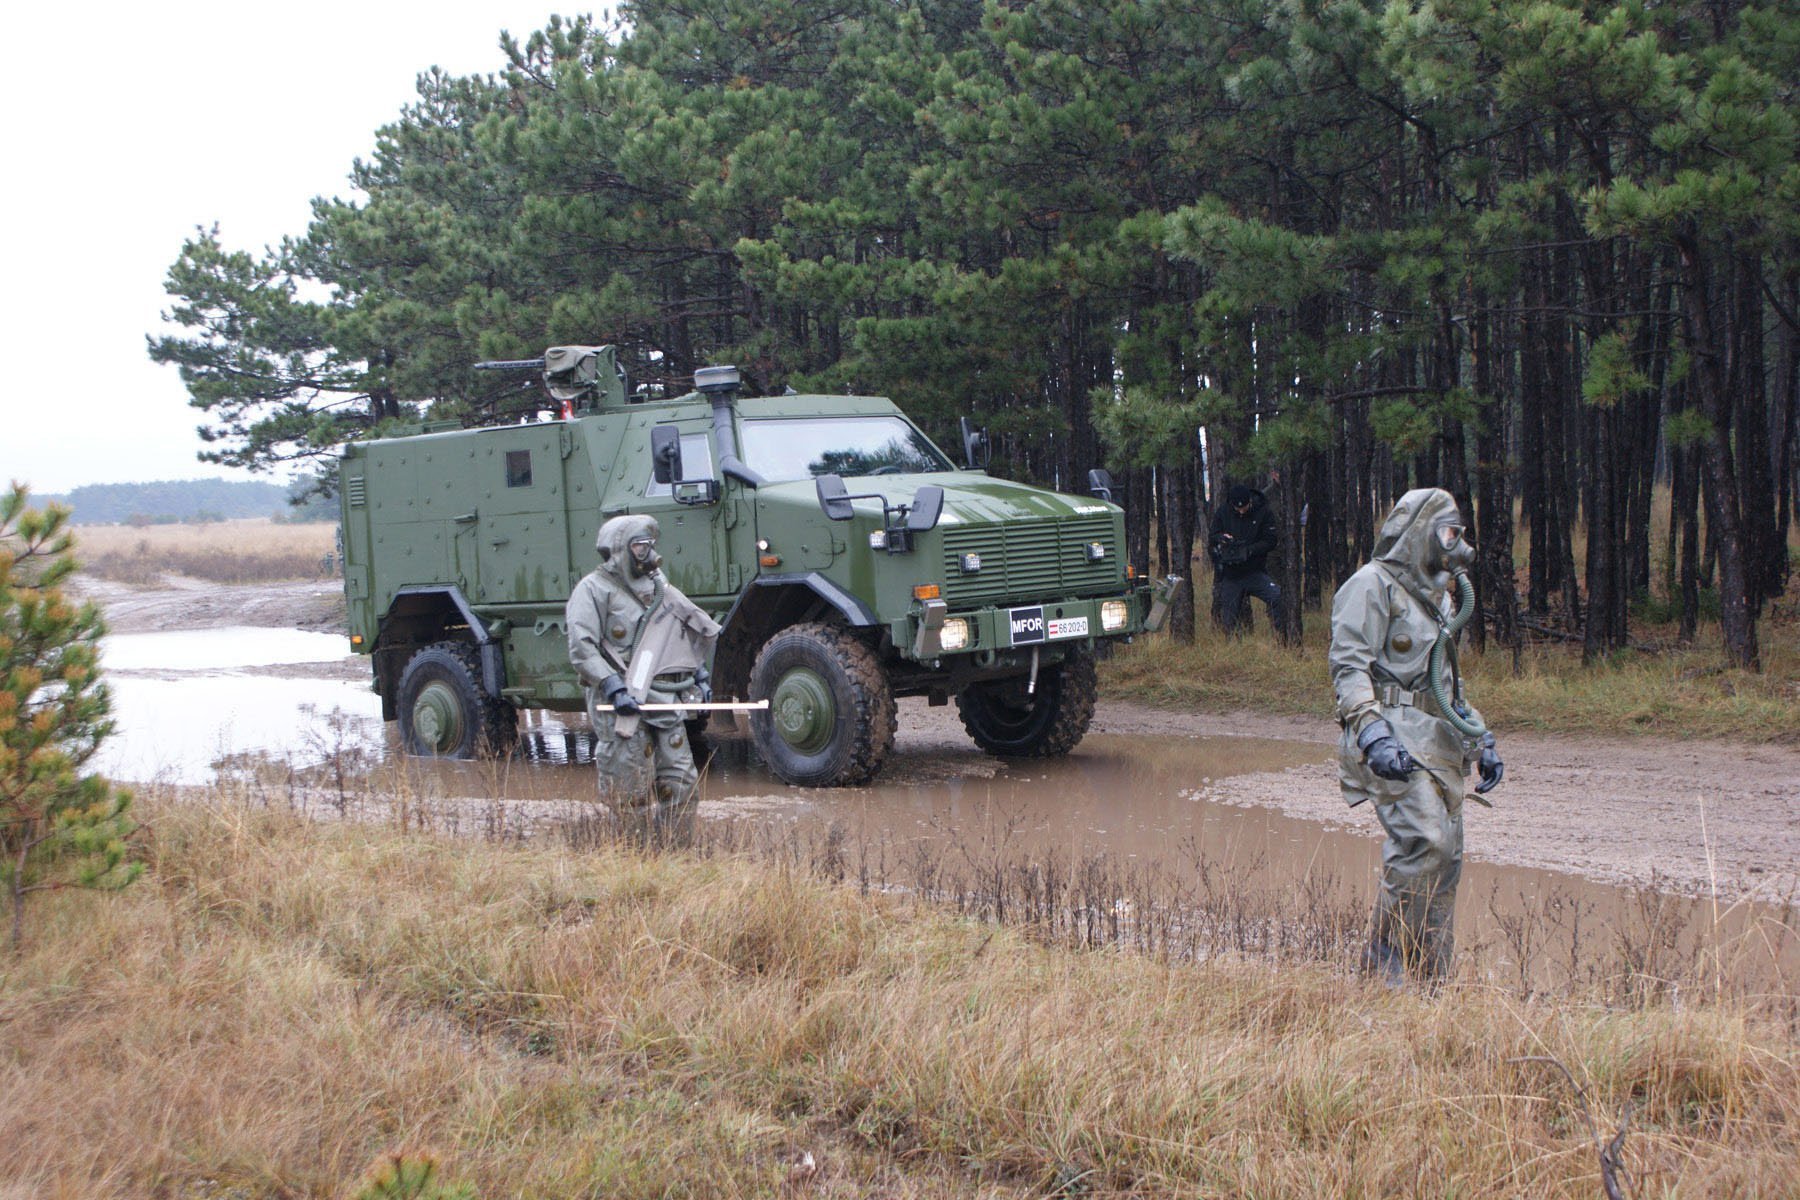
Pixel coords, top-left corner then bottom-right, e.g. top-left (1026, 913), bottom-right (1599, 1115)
top-left (739, 416), bottom-right (953, 482)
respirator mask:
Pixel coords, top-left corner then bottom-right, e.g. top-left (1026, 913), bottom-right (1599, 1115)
top-left (1426, 517), bottom-right (1476, 577)
top-left (627, 534), bottom-right (661, 577)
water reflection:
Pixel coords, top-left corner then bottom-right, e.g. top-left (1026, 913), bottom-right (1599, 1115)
top-left (101, 627), bottom-right (352, 672)
top-left (99, 675), bottom-right (385, 785)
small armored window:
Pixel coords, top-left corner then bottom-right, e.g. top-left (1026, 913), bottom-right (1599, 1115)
top-left (505, 449), bottom-right (533, 488)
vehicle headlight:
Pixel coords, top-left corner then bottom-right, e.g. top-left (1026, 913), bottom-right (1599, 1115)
top-left (869, 530), bottom-right (887, 549)
top-left (1101, 599), bottom-right (1129, 631)
top-left (940, 618), bottom-right (970, 652)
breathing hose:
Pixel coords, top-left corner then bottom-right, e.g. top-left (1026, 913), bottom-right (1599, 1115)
top-left (1428, 569), bottom-right (1487, 738)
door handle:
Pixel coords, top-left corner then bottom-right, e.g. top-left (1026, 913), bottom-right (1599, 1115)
top-left (454, 511), bottom-right (479, 524)
top-left (489, 537), bottom-right (510, 548)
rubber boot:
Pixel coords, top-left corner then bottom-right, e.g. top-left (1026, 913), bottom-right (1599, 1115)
top-left (1361, 934), bottom-right (1407, 989)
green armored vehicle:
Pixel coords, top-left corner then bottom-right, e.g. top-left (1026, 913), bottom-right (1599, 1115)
top-left (338, 346), bottom-right (1171, 787)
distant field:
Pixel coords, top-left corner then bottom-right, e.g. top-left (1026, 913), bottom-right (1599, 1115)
top-left (73, 518), bottom-right (337, 585)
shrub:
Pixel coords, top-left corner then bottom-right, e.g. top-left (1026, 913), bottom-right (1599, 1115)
top-left (0, 483), bottom-right (140, 948)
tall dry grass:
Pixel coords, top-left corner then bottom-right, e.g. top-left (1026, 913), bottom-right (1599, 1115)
top-left (3, 789), bottom-right (1795, 1197)
top-left (73, 518), bottom-right (336, 585)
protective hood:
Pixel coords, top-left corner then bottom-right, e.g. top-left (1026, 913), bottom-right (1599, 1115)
top-left (595, 513), bottom-right (660, 603)
top-left (1373, 488), bottom-right (1463, 602)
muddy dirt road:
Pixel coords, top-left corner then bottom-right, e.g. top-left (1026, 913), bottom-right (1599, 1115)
top-left (80, 574), bottom-right (1800, 904)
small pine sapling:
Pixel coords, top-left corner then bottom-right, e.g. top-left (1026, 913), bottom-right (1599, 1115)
top-left (351, 1152), bottom-right (477, 1200)
top-left (0, 483), bottom-right (141, 949)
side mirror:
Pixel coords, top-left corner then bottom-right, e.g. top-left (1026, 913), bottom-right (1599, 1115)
top-left (816, 473), bottom-right (856, 521)
top-left (960, 417), bottom-right (990, 470)
top-left (1087, 468), bottom-right (1115, 502)
top-left (905, 485), bottom-right (944, 533)
top-left (650, 424), bottom-right (683, 485)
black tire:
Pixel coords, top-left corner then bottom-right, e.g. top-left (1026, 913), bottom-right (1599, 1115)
top-left (395, 641), bottom-right (517, 758)
top-left (956, 647), bottom-right (1097, 758)
top-left (749, 621), bottom-right (896, 787)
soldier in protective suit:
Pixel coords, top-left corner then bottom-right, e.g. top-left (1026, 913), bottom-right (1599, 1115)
top-left (1330, 488), bottom-right (1504, 983)
top-left (567, 514), bottom-right (721, 846)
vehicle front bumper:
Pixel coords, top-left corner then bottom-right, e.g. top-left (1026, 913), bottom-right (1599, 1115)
top-left (892, 582), bottom-right (1163, 666)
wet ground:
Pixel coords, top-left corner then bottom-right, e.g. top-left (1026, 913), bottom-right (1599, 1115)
top-left (94, 621), bottom-right (1798, 998)
top-left (98, 627), bottom-right (382, 785)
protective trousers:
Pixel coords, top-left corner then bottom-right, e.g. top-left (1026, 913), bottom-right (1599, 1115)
top-left (592, 711), bottom-right (699, 848)
top-left (1365, 768), bottom-right (1463, 983)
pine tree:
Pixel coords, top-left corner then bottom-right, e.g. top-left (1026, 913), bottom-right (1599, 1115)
top-left (352, 1152), bottom-right (477, 1200)
top-left (0, 484), bottom-right (140, 949)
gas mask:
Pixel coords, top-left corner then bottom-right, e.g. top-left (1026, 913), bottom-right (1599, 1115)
top-left (627, 534), bottom-right (661, 577)
top-left (1426, 516), bottom-right (1476, 577)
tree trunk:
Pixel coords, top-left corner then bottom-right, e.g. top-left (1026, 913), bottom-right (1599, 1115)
top-left (1676, 443), bottom-right (1702, 643)
top-left (1473, 308), bottom-right (1519, 666)
top-left (1680, 232), bottom-right (1760, 669)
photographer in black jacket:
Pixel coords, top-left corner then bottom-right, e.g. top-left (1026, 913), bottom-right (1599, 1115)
top-left (1208, 483), bottom-right (1283, 634)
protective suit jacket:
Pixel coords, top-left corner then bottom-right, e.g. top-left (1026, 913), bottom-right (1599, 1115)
top-left (566, 514), bottom-right (721, 739)
top-left (1329, 488), bottom-right (1482, 806)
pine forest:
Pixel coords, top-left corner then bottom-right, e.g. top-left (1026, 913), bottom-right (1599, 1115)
top-left (151, 0), bottom-right (1800, 667)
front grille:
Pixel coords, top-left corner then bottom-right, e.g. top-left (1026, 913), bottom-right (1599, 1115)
top-left (941, 516), bottom-right (1121, 605)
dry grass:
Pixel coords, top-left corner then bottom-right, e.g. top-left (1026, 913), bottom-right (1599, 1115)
top-left (3, 790), bottom-right (1796, 1198)
top-left (1115, 483), bottom-right (1800, 741)
top-left (72, 518), bottom-right (336, 586)
top-left (1106, 572), bottom-right (1800, 743)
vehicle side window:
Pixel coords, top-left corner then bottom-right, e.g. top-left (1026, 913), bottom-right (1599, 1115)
top-left (505, 449), bottom-right (533, 488)
top-left (644, 432), bottom-right (715, 497)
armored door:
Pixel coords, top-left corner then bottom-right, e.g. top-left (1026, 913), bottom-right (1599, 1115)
top-left (470, 427), bottom-right (575, 606)
top-left (628, 414), bottom-right (740, 606)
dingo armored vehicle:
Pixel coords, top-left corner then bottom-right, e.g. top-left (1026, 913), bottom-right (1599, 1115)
top-left (338, 346), bottom-right (1170, 786)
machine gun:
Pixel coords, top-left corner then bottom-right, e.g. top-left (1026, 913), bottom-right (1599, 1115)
top-left (473, 344), bottom-right (630, 414)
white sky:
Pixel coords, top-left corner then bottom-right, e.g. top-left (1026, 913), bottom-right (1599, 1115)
top-left (0, 1), bottom-right (585, 495)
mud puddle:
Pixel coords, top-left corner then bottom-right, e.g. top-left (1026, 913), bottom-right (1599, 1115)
top-left (97, 628), bottom-right (381, 784)
top-left (100, 626), bottom-right (353, 673)
top-left (340, 717), bottom-right (1800, 998)
top-left (96, 631), bottom-right (1797, 999)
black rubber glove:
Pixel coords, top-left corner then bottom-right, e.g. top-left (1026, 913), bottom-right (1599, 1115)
top-left (1357, 718), bottom-right (1420, 782)
top-left (600, 673), bottom-right (640, 716)
top-left (1475, 731), bottom-right (1504, 794)
top-left (693, 666), bottom-right (712, 704)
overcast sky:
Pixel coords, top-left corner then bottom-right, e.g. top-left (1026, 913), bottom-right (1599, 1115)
top-left (0, 1), bottom-right (584, 495)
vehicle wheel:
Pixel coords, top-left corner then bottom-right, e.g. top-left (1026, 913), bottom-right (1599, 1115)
top-left (956, 647), bottom-right (1097, 758)
top-left (395, 641), bottom-right (518, 758)
top-left (749, 621), bottom-right (896, 787)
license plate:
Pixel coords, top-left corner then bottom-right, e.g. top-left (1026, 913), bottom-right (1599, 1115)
top-left (1007, 607), bottom-right (1087, 645)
